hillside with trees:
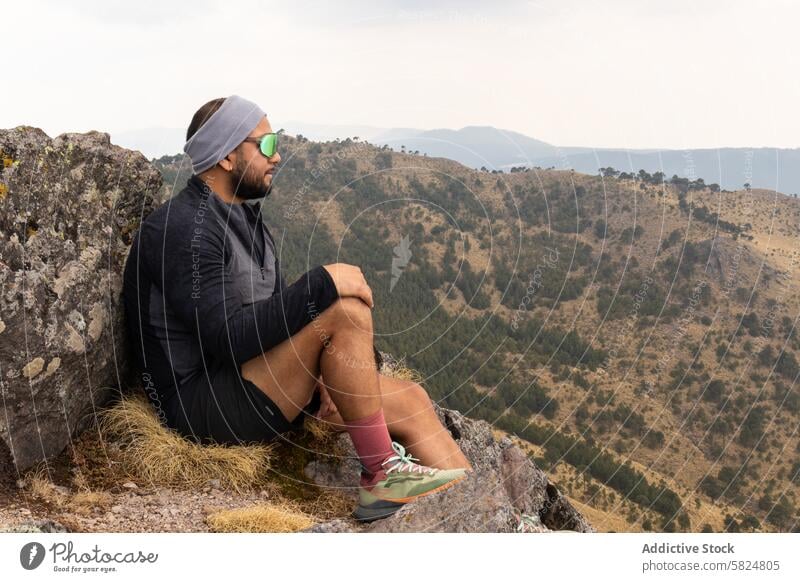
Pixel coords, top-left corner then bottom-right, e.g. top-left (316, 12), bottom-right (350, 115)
top-left (152, 135), bottom-right (800, 532)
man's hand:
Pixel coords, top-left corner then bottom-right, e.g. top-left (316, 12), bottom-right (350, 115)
top-left (322, 263), bottom-right (374, 308)
top-left (314, 375), bottom-right (338, 420)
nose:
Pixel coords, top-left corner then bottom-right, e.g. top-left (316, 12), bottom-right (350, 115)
top-left (269, 151), bottom-right (281, 165)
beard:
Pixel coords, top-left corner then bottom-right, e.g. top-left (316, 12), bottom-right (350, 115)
top-left (230, 157), bottom-right (273, 200)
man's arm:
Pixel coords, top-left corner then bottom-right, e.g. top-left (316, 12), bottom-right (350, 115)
top-left (143, 219), bottom-right (339, 369)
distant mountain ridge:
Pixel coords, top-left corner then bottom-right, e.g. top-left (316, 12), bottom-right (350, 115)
top-left (373, 127), bottom-right (800, 195)
top-left (113, 124), bottom-right (800, 195)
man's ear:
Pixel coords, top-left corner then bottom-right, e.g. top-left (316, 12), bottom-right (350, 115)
top-left (218, 151), bottom-right (235, 172)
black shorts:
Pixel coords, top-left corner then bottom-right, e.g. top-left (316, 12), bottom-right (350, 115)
top-left (164, 362), bottom-right (321, 446)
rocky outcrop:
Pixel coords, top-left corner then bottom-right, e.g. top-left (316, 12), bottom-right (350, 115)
top-left (0, 129), bottom-right (593, 534)
top-left (303, 404), bottom-right (594, 533)
top-left (0, 127), bottom-right (161, 475)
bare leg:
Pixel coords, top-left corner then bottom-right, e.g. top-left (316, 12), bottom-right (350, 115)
top-left (317, 373), bottom-right (471, 470)
top-left (241, 296), bottom-right (469, 470)
top-left (240, 297), bottom-right (382, 424)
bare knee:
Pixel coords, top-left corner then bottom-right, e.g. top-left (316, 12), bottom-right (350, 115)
top-left (327, 297), bottom-right (373, 333)
top-left (407, 382), bottom-right (434, 411)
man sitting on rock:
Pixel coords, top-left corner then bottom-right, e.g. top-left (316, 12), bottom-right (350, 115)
top-left (122, 95), bottom-right (471, 521)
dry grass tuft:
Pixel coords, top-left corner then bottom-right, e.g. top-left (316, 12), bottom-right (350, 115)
top-left (24, 464), bottom-right (69, 508)
top-left (381, 359), bottom-right (424, 383)
top-left (301, 490), bottom-right (355, 521)
top-left (24, 462), bottom-right (115, 517)
top-left (71, 468), bottom-right (91, 492)
top-left (98, 394), bottom-right (273, 494)
top-left (68, 490), bottom-right (114, 517)
top-left (303, 415), bottom-right (338, 443)
top-left (206, 501), bottom-right (314, 533)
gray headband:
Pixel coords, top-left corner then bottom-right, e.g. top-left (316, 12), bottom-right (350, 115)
top-left (183, 95), bottom-right (265, 174)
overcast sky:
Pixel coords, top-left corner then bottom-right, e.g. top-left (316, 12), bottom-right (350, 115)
top-left (4, 0), bottom-right (799, 149)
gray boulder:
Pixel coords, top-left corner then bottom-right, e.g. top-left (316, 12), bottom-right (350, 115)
top-left (303, 405), bottom-right (594, 533)
top-left (0, 127), bottom-right (161, 475)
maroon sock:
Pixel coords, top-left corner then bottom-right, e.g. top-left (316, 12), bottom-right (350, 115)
top-left (344, 408), bottom-right (394, 486)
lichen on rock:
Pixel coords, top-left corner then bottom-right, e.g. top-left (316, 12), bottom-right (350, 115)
top-left (0, 126), bottom-right (162, 474)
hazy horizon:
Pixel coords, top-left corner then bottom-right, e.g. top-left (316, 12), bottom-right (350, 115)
top-left (4, 0), bottom-right (800, 151)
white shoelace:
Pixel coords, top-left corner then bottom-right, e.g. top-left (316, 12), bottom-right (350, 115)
top-left (382, 442), bottom-right (438, 475)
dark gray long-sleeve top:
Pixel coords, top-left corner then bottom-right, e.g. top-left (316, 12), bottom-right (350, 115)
top-left (122, 174), bottom-right (340, 409)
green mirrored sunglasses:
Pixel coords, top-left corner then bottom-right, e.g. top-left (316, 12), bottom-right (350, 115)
top-left (243, 130), bottom-right (282, 158)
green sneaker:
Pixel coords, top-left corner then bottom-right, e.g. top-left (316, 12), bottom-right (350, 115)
top-left (352, 441), bottom-right (467, 522)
